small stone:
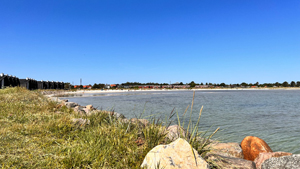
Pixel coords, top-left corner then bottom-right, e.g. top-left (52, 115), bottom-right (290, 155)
top-left (241, 136), bottom-right (272, 161)
top-left (113, 112), bottom-right (125, 119)
top-left (56, 102), bottom-right (65, 108)
top-left (166, 125), bottom-right (187, 141)
top-left (130, 118), bottom-right (149, 128)
top-left (138, 119), bottom-right (149, 126)
top-left (73, 106), bottom-right (86, 115)
top-left (141, 138), bottom-right (209, 169)
top-left (120, 118), bottom-right (130, 123)
top-left (65, 102), bottom-right (78, 108)
top-left (261, 154), bottom-right (300, 169)
top-left (85, 105), bottom-right (94, 111)
top-left (71, 118), bottom-right (90, 128)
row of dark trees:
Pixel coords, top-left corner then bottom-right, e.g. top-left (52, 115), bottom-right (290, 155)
top-left (92, 83), bottom-right (105, 89)
top-left (65, 81), bottom-right (300, 90)
top-left (187, 81), bottom-right (300, 87)
top-left (123, 81), bottom-right (300, 88)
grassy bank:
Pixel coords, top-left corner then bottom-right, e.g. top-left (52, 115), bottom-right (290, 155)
top-left (0, 87), bottom-right (216, 168)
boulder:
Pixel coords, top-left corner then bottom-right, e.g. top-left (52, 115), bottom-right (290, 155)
top-left (65, 102), bottom-right (79, 108)
top-left (254, 152), bottom-right (292, 169)
top-left (241, 136), bottom-right (272, 161)
top-left (141, 138), bottom-right (209, 169)
top-left (206, 154), bottom-right (256, 169)
top-left (166, 125), bottom-right (187, 141)
top-left (209, 142), bottom-right (244, 158)
top-left (261, 154), bottom-right (300, 169)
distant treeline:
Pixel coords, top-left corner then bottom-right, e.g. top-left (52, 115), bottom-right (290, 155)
top-left (122, 81), bottom-right (300, 87)
top-left (66, 80), bottom-right (300, 89)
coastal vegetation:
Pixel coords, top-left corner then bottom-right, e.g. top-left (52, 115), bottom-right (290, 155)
top-left (0, 87), bottom-right (218, 168)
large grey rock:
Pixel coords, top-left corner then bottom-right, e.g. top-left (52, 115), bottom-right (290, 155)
top-left (261, 154), bottom-right (300, 169)
top-left (206, 154), bottom-right (256, 169)
top-left (141, 138), bottom-right (209, 169)
top-left (254, 152), bottom-right (292, 169)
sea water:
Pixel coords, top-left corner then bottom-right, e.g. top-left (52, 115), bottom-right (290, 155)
top-left (60, 90), bottom-right (300, 153)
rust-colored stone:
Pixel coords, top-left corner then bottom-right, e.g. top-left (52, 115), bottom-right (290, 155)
top-left (241, 136), bottom-right (273, 161)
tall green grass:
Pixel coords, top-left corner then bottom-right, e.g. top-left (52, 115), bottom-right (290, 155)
top-left (0, 87), bottom-right (218, 168)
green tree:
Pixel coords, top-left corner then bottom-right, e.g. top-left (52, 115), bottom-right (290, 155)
top-left (241, 82), bottom-right (248, 86)
top-left (282, 81), bottom-right (289, 87)
top-left (220, 83), bottom-right (226, 87)
top-left (297, 81), bottom-right (300, 87)
top-left (189, 81), bottom-right (196, 88)
top-left (291, 81), bottom-right (296, 87)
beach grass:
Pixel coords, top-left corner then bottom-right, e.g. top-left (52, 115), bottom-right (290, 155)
top-left (0, 87), bottom-right (217, 168)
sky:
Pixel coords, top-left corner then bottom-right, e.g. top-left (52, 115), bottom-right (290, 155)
top-left (1, 0), bottom-right (299, 85)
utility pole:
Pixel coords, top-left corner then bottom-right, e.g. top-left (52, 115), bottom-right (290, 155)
top-left (80, 78), bottom-right (82, 86)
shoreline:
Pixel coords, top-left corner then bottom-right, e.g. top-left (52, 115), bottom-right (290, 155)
top-left (45, 89), bottom-right (298, 168)
top-left (54, 87), bottom-right (300, 96)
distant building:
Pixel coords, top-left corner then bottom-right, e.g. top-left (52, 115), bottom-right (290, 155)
top-left (83, 85), bottom-right (92, 89)
top-left (173, 85), bottom-right (190, 88)
top-left (20, 78), bottom-right (37, 90)
top-left (0, 73), bottom-right (20, 89)
top-left (162, 85), bottom-right (173, 88)
top-left (195, 85), bottom-right (209, 88)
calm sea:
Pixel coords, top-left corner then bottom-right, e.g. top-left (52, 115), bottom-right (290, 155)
top-left (60, 90), bottom-right (300, 153)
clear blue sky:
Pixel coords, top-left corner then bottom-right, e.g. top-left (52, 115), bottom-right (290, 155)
top-left (1, 0), bottom-right (299, 85)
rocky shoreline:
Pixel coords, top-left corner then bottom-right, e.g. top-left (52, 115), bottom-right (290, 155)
top-left (46, 92), bottom-right (300, 169)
